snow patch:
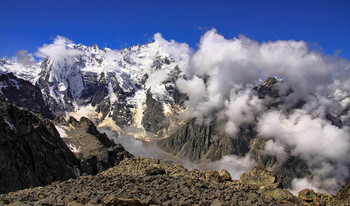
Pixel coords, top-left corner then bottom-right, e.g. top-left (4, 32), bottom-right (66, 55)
top-left (66, 142), bottom-right (79, 153)
top-left (129, 89), bottom-right (146, 128)
top-left (108, 82), bottom-right (117, 104)
top-left (70, 104), bottom-right (99, 122)
top-left (55, 125), bottom-right (68, 138)
top-left (3, 117), bottom-right (15, 130)
top-left (163, 103), bottom-right (173, 117)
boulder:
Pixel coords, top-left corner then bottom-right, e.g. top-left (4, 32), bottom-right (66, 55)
top-left (240, 166), bottom-right (282, 189)
top-left (219, 169), bottom-right (232, 181)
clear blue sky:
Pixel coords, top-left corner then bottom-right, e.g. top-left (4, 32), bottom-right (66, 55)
top-left (0, 0), bottom-right (349, 59)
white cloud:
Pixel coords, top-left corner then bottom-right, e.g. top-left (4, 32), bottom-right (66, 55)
top-left (290, 178), bottom-right (321, 195)
top-left (223, 87), bottom-right (265, 136)
top-left (263, 139), bottom-right (287, 164)
top-left (35, 36), bottom-right (83, 62)
top-left (258, 109), bottom-right (350, 160)
top-left (205, 154), bottom-right (257, 179)
top-left (13, 50), bottom-right (35, 66)
top-left (153, 33), bottom-right (192, 72)
top-left (257, 109), bottom-right (350, 193)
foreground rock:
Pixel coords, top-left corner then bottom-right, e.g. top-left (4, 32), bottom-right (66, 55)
top-left (1, 157), bottom-right (349, 205)
top-left (0, 100), bottom-right (132, 194)
top-left (0, 100), bottom-right (78, 194)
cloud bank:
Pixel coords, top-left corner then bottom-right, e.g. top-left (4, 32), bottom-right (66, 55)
top-left (173, 29), bottom-right (350, 194)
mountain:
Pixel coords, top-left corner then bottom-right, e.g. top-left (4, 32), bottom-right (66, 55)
top-left (0, 37), bottom-right (349, 198)
top-left (1, 41), bottom-right (186, 136)
top-left (34, 42), bottom-right (186, 136)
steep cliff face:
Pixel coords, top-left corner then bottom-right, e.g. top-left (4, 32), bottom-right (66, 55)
top-left (0, 101), bottom-right (78, 194)
top-left (142, 90), bottom-right (168, 134)
top-left (158, 119), bottom-right (255, 161)
top-left (0, 73), bottom-right (53, 119)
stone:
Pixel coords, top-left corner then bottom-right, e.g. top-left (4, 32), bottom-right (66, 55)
top-left (239, 166), bottom-right (282, 189)
top-left (264, 188), bottom-right (300, 204)
top-left (219, 169), bottom-right (232, 181)
top-left (102, 197), bottom-right (144, 206)
top-left (145, 167), bottom-right (166, 176)
top-left (67, 201), bottom-right (84, 206)
top-left (298, 189), bottom-right (316, 202)
top-left (205, 170), bottom-right (222, 183)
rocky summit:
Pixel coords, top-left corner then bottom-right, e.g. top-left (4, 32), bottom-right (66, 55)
top-left (0, 156), bottom-right (349, 206)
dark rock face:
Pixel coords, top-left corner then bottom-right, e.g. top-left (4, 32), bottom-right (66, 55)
top-left (0, 101), bottom-right (78, 194)
top-left (1, 157), bottom-right (348, 205)
top-left (59, 116), bottom-right (133, 175)
top-left (159, 120), bottom-right (310, 189)
top-left (254, 77), bottom-right (279, 98)
top-left (158, 119), bottom-right (255, 161)
top-left (0, 73), bottom-right (53, 119)
top-left (142, 90), bottom-right (168, 134)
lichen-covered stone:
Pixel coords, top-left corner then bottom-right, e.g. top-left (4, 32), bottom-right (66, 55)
top-left (219, 169), bottom-right (232, 181)
top-left (240, 166), bottom-right (282, 189)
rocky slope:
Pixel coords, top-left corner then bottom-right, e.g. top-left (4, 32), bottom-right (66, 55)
top-left (0, 100), bottom-right (78, 194)
top-left (1, 157), bottom-right (349, 205)
top-left (55, 116), bottom-right (133, 175)
top-left (0, 98), bottom-right (132, 194)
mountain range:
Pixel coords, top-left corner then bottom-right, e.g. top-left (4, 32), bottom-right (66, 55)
top-left (0, 34), bottom-right (350, 205)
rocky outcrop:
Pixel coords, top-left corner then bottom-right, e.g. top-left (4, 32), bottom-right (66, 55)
top-left (0, 73), bottom-right (53, 118)
top-left (142, 89), bottom-right (168, 134)
top-left (240, 166), bottom-right (282, 189)
top-left (158, 119), bottom-right (255, 161)
top-left (0, 100), bottom-right (78, 194)
top-left (57, 116), bottom-right (133, 175)
top-left (1, 157), bottom-right (349, 205)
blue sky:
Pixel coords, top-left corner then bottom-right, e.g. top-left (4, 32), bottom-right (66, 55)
top-left (0, 0), bottom-right (349, 59)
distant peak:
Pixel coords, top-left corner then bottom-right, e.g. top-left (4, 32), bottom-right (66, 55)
top-left (92, 44), bottom-right (100, 51)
